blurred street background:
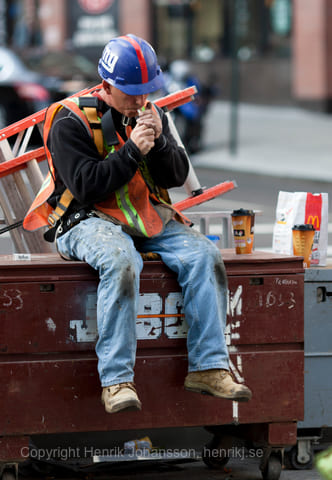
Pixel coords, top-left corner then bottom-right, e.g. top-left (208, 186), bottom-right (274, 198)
top-left (169, 100), bottom-right (332, 259)
top-left (1, 0), bottom-right (332, 256)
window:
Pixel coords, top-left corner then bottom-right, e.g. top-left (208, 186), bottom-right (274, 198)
top-left (152, 0), bottom-right (292, 62)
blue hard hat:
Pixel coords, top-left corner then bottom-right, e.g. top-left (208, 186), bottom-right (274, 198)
top-left (98, 34), bottom-right (164, 95)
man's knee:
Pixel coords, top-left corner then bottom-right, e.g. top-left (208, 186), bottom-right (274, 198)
top-left (198, 241), bottom-right (227, 284)
top-left (117, 261), bottom-right (138, 298)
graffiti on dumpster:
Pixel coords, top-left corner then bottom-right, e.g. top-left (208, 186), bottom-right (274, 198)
top-left (255, 289), bottom-right (296, 310)
top-left (164, 292), bottom-right (187, 338)
top-left (228, 283), bottom-right (296, 313)
top-left (229, 354), bottom-right (245, 383)
top-left (231, 352), bottom-right (246, 423)
top-left (69, 289), bottom-right (245, 343)
top-left (275, 277), bottom-right (298, 286)
top-left (45, 317), bottom-right (57, 333)
top-left (68, 280), bottom-right (297, 343)
top-left (136, 293), bottom-right (163, 339)
top-left (0, 288), bottom-right (23, 310)
top-left (227, 285), bottom-right (243, 317)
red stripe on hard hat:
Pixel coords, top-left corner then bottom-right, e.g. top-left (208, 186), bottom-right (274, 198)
top-left (121, 35), bottom-right (149, 84)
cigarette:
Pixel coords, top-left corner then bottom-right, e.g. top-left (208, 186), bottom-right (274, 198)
top-left (141, 102), bottom-right (152, 113)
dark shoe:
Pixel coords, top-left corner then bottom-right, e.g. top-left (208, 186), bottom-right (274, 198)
top-left (101, 382), bottom-right (142, 413)
top-left (184, 369), bottom-right (252, 402)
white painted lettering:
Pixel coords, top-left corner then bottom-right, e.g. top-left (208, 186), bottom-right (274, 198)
top-left (227, 285), bottom-right (243, 317)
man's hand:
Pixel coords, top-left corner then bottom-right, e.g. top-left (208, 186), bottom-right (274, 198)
top-left (130, 123), bottom-right (156, 155)
top-left (136, 103), bottom-right (162, 139)
top-left (131, 103), bottom-right (162, 155)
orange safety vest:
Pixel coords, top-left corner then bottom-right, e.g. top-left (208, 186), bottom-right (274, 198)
top-left (23, 94), bottom-right (186, 237)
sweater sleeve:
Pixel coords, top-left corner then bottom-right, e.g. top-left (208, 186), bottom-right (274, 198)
top-left (144, 107), bottom-right (189, 189)
top-left (48, 110), bottom-right (140, 204)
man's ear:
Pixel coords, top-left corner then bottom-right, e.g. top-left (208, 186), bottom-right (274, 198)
top-left (102, 80), bottom-right (112, 94)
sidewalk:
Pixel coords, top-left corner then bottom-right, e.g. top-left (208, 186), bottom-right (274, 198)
top-left (192, 101), bottom-right (332, 182)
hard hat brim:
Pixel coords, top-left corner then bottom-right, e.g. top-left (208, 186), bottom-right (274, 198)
top-left (103, 74), bottom-right (164, 96)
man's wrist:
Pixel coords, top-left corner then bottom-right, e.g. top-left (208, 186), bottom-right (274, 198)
top-left (152, 134), bottom-right (167, 152)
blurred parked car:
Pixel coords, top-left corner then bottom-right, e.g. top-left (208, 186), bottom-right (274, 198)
top-left (0, 47), bottom-right (99, 131)
top-left (25, 50), bottom-right (99, 97)
top-left (0, 46), bottom-right (58, 129)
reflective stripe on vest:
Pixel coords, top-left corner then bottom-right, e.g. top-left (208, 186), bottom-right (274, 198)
top-left (115, 185), bottom-right (148, 236)
top-left (94, 130), bottom-right (166, 237)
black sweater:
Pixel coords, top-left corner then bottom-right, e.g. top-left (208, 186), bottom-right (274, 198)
top-left (46, 100), bottom-right (189, 216)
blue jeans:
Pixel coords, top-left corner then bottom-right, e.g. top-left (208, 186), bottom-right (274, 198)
top-left (56, 218), bottom-right (229, 387)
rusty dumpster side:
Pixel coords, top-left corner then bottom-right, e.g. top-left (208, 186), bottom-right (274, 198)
top-left (0, 250), bottom-right (304, 478)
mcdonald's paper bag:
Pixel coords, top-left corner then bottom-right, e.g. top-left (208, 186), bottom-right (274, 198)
top-left (272, 191), bottom-right (328, 266)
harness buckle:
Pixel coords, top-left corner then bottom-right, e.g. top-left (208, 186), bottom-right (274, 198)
top-left (48, 212), bottom-right (61, 227)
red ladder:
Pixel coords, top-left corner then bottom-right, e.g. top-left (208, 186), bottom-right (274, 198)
top-left (0, 85), bottom-right (236, 253)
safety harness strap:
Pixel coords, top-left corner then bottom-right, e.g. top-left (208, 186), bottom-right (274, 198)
top-left (48, 188), bottom-right (74, 227)
top-left (101, 108), bottom-right (119, 147)
top-left (82, 106), bottom-right (104, 156)
top-left (47, 95), bottom-right (104, 228)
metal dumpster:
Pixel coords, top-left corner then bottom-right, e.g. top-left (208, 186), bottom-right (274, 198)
top-left (0, 250), bottom-right (304, 480)
top-left (288, 264), bottom-right (332, 470)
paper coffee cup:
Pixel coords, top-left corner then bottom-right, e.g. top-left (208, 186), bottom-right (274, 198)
top-left (231, 209), bottom-right (255, 254)
top-left (292, 224), bottom-right (315, 268)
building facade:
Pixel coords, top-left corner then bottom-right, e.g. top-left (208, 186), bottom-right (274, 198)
top-left (1, 0), bottom-right (332, 111)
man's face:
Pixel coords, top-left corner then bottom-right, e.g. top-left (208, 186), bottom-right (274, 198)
top-left (103, 82), bottom-right (148, 117)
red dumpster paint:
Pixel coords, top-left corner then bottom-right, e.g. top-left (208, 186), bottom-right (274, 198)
top-left (0, 250), bottom-right (304, 461)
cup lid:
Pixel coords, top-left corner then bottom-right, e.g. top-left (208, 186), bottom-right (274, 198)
top-left (292, 224), bottom-right (315, 231)
top-left (231, 208), bottom-right (254, 216)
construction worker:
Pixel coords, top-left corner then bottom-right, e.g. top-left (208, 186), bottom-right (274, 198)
top-left (24, 34), bottom-right (252, 413)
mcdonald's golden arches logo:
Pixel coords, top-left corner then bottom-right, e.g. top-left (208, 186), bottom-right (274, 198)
top-left (306, 215), bottom-right (320, 230)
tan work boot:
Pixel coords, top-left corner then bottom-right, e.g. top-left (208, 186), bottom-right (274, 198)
top-left (184, 369), bottom-right (252, 402)
top-left (101, 382), bottom-right (142, 413)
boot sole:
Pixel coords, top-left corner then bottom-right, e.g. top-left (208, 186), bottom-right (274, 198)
top-left (184, 382), bottom-right (252, 402)
top-left (102, 397), bottom-right (142, 414)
